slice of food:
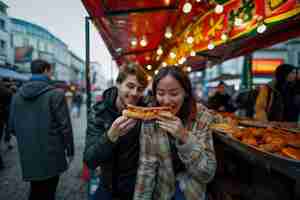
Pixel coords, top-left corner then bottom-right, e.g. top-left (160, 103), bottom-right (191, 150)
top-left (122, 104), bottom-right (172, 120)
top-left (281, 147), bottom-right (300, 160)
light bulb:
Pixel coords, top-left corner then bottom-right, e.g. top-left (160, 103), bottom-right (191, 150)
top-left (190, 51), bottom-right (196, 56)
top-left (131, 37), bottom-right (137, 47)
top-left (183, 2), bottom-right (192, 14)
top-left (186, 36), bottom-right (194, 44)
top-left (257, 23), bottom-right (267, 34)
top-left (179, 57), bottom-right (186, 64)
top-left (154, 70), bottom-right (159, 75)
top-left (208, 42), bottom-right (215, 50)
top-left (234, 18), bottom-right (243, 27)
top-left (221, 33), bottom-right (228, 41)
top-left (186, 66), bottom-right (192, 72)
top-left (157, 47), bottom-right (163, 55)
top-left (196, 0), bottom-right (201, 2)
top-left (215, 4), bottom-right (224, 14)
top-left (165, 27), bottom-right (172, 39)
top-left (147, 76), bottom-right (152, 81)
top-left (169, 52), bottom-right (176, 59)
top-left (140, 36), bottom-right (148, 47)
top-left (146, 65), bottom-right (152, 70)
top-left (162, 62), bottom-right (167, 67)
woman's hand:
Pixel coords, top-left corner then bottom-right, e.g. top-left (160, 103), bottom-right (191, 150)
top-left (157, 112), bottom-right (188, 143)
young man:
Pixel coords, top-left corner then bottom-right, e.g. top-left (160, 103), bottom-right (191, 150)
top-left (84, 64), bottom-right (148, 200)
top-left (9, 59), bottom-right (74, 200)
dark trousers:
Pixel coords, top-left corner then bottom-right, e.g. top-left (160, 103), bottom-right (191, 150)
top-left (29, 176), bottom-right (60, 200)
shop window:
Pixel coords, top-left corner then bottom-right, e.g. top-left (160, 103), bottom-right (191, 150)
top-left (0, 40), bottom-right (6, 51)
top-left (0, 19), bottom-right (5, 31)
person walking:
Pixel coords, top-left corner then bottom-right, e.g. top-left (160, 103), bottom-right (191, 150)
top-left (0, 79), bottom-right (13, 169)
top-left (9, 59), bottom-right (74, 200)
top-left (84, 64), bottom-right (148, 200)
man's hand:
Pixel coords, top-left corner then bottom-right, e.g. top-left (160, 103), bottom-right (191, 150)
top-left (107, 116), bottom-right (137, 142)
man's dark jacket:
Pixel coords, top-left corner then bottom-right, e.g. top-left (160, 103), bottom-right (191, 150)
top-left (9, 77), bottom-right (74, 181)
top-left (84, 87), bottom-right (141, 199)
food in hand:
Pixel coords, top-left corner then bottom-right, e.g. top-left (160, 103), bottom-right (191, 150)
top-left (122, 104), bottom-right (172, 120)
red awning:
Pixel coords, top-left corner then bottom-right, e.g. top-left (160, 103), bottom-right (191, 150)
top-left (82, 0), bottom-right (300, 74)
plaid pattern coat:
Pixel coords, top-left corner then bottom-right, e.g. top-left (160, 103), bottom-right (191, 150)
top-left (134, 105), bottom-right (217, 200)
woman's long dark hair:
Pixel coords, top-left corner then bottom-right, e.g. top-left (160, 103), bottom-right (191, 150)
top-left (274, 64), bottom-right (294, 91)
top-left (152, 66), bottom-right (197, 126)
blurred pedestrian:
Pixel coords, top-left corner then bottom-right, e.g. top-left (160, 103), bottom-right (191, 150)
top-left (8, 59), bottom-right (74, 200)
top-left (0, 79), bottom-right (13, 169)
top-left (72, 91), bottom-right (83, 118)
top-left (207, 81), bottom-right (235, 112)
top-left (255, 64), bottom-right (300, 122)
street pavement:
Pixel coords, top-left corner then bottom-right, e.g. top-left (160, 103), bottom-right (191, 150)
top-left (0, 106), bottom-right (88, 200)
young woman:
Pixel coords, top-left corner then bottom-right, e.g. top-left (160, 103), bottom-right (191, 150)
top-left (134, 66), bottom-right (217, 200)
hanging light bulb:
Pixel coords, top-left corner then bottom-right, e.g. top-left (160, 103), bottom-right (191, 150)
top-left (208, 42), bottom-right (215, 50)
top-left (257, 23), bottom-right (267, 34)
top-left (169, 52), bottom-right (176, 59)
top-left (131, 37), bottom-right (137, 47)
top-left (190, 51), bottom-right (196, 56)
top-left (164, 27), bottom-right (172, 39)
top-left (234, 18), bottom-right (243, 27)
top-left (186, 66), bottom-right (192, 72)
top-left (140, 36), bottom-right (148, 47)
top-left (183, 2), bottom-right (192, 14)
top-left (214, 4), bottom-right (224, 14)
top-left (196, 0), bottom-right (201, 2)
top-left (154, 70), bottom-right (159, 75)
top-left (146, 65), bottom-right (152, 70)
top-left (186, 36), bottom-right (194, 44)
top-left (221, 33), bottom-right (228, 41)
top-left (162, 62), bottom-right (167, 67)
top-left (157, 46), bottom-right (163, 55)
top-left (179, 57), bottom-right (186, 64)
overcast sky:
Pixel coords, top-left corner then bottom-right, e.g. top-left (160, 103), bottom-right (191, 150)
top-left (5, 0), bottom-right (116, 77)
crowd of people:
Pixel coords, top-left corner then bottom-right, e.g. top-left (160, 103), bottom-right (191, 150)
top-left (0, 58), bottom-right (299, 200)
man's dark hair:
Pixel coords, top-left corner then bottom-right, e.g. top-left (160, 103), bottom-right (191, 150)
top-left (116, 63), bottom-right (148, 87)
top-left (31, 59), bottom-right (52, 74)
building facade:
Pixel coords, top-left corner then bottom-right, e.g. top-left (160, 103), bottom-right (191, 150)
top-left (0, 1), bottom-right (14, 67)
top-left (10, 18), bottom-right (83, 82)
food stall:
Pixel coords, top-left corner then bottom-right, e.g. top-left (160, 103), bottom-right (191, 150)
top-left (82, 0), bottom-right (300, 199)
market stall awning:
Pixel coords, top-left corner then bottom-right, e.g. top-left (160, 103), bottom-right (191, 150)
top-left (82, 0), bottom-right (300, 74)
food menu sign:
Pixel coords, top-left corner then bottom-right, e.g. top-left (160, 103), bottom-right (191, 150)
top-left (165, 0), bottom-right (300, 65)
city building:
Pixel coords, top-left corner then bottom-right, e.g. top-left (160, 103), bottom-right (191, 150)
top-left (10, 17), bottom-right (84, 82)
top-left (0, 1), bottom-right (14, 67)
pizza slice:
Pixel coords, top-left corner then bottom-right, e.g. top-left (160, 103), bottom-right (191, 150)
top-left (122, 104), bottom-right (172, 120)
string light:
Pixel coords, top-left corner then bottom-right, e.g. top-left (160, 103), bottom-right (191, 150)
top-left (186, 36), bottom-right (194, 44)
top-left (140, 36), bottom-right (148, 47)
top-left (169, 52), bottom-right (176, 59)
top-left (257, 23), bottom-right (267, 34)
top-left (162, 62), bottom-right (167, 67)
top-left (183, 2), bottom-right (192, 14)
top-left (234, 18), bottom-right (243, 27)
top-left (186, 66), bottom-right (192, 72)
top-left (214, 4), bottom-right (224, 14)
top-left (154, 70), bottom-right (159, 75)
top-left (165, 27), bottom-right (172, 39)
top-left (190, 51), bottom-right (196, 56)
top-left (208, 42), bottom-right (215, 50)
top-left (131, 37), bottom-right (137, 47)
top-left (221, 33), bottom-right (228, 41)
top-left (146, 65), bottom-right (152, 70)
top-left (157, 46), bottom-right (163, 55)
